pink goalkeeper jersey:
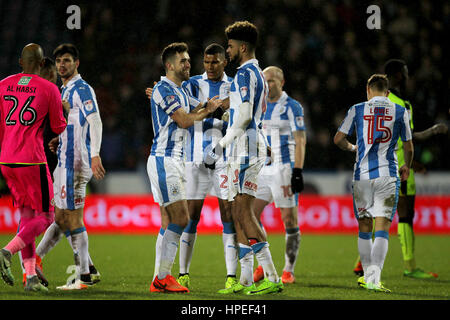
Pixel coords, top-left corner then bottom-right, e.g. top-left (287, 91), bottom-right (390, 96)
top-left (0, 73), bottom-right (67, 164)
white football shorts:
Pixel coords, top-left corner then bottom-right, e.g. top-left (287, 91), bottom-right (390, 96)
top-left (352, 176), bottom-right (400, 221)
top-left (53, 166), bottom-right (92, 210)
top-left (185, 162), bottom-right (228, 200)
top-left (256, 163), bottom-right (298, 208)
top-left (227, 157), bottom-right (265, 201)
top-left (147, 155), bottom-right (186, 207)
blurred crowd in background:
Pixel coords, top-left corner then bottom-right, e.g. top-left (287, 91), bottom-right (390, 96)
top-left (1, 0), bottom-right (449, 175)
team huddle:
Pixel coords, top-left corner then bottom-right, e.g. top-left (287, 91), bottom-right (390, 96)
top-left (0, 19), bottom-right (442, 295)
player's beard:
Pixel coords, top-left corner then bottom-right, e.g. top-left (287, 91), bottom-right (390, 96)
top-left (177, 68), bottom-right (190, 82)
top-left (59, 68), bottom-right (75, 81)
top-left (229, 51), bottom-right (241, 65)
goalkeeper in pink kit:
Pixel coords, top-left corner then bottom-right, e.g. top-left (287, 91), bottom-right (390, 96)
top-left (0, 43), bottom-right (67, 292)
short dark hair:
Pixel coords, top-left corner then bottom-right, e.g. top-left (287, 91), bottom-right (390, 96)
top-left (384, 59), bottom-right (406, 77)
top-left (53, 43), bottom-right (79, 60)
top-left (367, 74), bottom-right (389, 92)
top-left (42, 57), bottom-right (55, 70)
top-left (204, 43), bottom-right (225, 56)
top-left (161, 42), bottom-right (189, 68)
top-left (225, 21), bottom-right (258, 49)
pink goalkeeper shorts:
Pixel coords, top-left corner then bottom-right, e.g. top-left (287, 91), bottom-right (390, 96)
top-left (1, 164), bottom-right (55, 213)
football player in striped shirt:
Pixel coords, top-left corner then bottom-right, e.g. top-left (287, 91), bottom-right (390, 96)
top-left (148, 42), bottom-right (222, 293)
top-left (252, 66), bottom-right (306, 285)
top-left (205, 21), bottom-right (283, 295)
top-left (177, 43), bottom-right (238, 290)
top-left (34, 43), bottom-right (105, 290)
top-left (334, 74), bottom-right (413, 293)
top-left (352, 60), bottom-right (446, 279)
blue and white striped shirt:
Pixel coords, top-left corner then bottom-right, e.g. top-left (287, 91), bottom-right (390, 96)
top-left (150, 76), bottom-right (200, 159)
top-left (58, 74), bottom-right (99, 169)
top-left (262, 91), bottom-right (305, 166)
top-left (182, 72), bottom-right (232, 164)
top-left (228, 59), bottom-right (268, 160)
top-left (338, 96), bottom-right (412, 181)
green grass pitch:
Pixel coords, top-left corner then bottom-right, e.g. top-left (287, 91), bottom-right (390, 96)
top-left (0, 233), bottom-right (448, 301)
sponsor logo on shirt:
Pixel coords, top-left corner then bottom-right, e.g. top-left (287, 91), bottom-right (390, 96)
top-left (244, 181), bottom-right (258, 192)
top-left (17, 76), bottom-right (32, 86)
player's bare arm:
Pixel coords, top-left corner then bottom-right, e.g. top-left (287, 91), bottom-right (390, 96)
top-left (171, 96), bottom-right (221, 129)
top-left (412, 123), bottom-right (448, 141)
top-left (399, 139), bottom-right (413, 182)
top-left (293, 130), bottom-right (306, 168)
top-left (333, 131), bottom-right (357, 152)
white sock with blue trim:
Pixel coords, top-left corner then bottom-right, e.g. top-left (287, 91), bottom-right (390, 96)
top-left (179, 219), bottom-right (199, 274)
top-left (153, 228), bottom-right (164, 280)
top-left (253, 242), bottom-right (279, 283)
top-left (369, 231), bottom-right (389, 285)
top-left (238, 244), bottom-right (254, 286)
top-left (158, 223), bottom-right (183, 280)
top-left (70, 227), bottom-right (89, 275)
top-left (222, 222), bottom-right (238, 276)
top-left (358, 231), bottom-right (373, 281)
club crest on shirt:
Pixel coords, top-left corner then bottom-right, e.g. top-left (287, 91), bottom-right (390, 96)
top-left (83, 99), bottom-right (94, 111)
top-left (295, 116), bottom-right (304, 128)
top-left (164, 95), bottom-right (176, 106)
top-left (240, 86), bottom-right (248, 98)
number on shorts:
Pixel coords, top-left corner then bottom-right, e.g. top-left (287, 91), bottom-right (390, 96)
top-left (220, 175), bottom-right (228, 189)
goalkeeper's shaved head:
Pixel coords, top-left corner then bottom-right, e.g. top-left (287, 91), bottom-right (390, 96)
top-left (19, 43), bottom-right (44, 73)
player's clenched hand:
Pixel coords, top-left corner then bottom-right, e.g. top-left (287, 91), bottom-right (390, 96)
top-left (399, 164), bottom-right (410, 182)
top-left (291, 168), bottom-right (304, 194)
top-left (48, 137), bottom-right (59, 154)
top-left (91, 156), bottom-right (106, 180)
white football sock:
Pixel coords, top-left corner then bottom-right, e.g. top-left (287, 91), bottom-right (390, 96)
top-left (253, 242), bottom-right (279, 283)
top-left (358, 231), bottom-right (373, 281)
top-left (153, 228), bottom-right (164, 280)
top-left (70, 229), bottom-right (90, 275)
top-left (284, 228), bottom-right (301, 273)
top-left (36, 222), bottom-right (63, 258)
top-left (158, 224), bottom-right (183, 280)
top-left (370, 231), bottom-right (389, 284)
top-left (238, 244), bottom-right (254, 286)
top-left (222, 232), bottom-right (238, 276)
top-left (179, 232), bottom-right (197, 274)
